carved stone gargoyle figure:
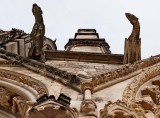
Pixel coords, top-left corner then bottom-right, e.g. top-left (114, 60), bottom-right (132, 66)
top-left (124, 13), bottom-right (141, 64)
top-left (28, 4), bottom-right (46, 62)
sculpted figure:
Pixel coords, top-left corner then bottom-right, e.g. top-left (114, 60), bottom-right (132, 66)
top-left (28, 4), bottom-right (46, 62)
top-left (80, 99), bottom-right (98, 118)
top-left (124, 13), bottom-right (141, 64)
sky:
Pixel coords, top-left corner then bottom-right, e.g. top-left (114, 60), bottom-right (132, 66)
top-left (0, 0), bottom-right (160, 59)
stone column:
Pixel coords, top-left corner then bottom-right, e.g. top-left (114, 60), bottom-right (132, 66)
top-left (80, 82), bottom-right (97, 118)
top-left (84, 89), bottom-right (91, 99)
top-left (81, 82), bottom-right (94, 100)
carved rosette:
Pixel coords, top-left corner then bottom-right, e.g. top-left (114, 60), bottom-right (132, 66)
top-left (81, 81), bottom-right (94, 94)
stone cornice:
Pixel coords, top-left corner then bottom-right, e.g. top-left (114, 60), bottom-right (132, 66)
top-left (45, 50), bottom-right (123, 64)
top-left (92, 54), bottom-right (160, 92)
top-left (65, 39), bottom-right (110, 53)
top-left (0, 60), bottom-right (19, 66)
top-left (0, 49), bottom-right (81, 91)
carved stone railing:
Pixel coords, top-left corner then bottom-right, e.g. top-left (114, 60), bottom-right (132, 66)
top-left (92, 54), bottom-right (160, 91)
top-left (0, 49), bottom-right (81, 91)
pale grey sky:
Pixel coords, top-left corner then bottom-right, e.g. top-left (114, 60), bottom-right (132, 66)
top-left (0, 0), bottom-right (160, 59)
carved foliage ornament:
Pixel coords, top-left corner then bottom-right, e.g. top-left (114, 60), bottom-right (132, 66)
top-left (100, 100), bottom-right (138, 118)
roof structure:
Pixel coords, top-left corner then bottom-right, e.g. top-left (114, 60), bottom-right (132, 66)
top-left (0, 4), bottom-right (159, 118)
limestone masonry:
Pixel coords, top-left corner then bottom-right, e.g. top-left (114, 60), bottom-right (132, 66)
top-left (0, 3), bottom-right (159, 118)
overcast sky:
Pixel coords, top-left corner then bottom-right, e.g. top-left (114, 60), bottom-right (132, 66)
top-left (0, 0), bottom-right (160, 59)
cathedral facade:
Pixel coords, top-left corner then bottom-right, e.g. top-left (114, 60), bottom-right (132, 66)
top-left (0, 4), bottom-right (159, 118)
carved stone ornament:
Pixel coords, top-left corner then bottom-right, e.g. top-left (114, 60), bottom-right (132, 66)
top-left (0, 49), bottom-right (81, 88)
top-left (28, 100), bottom-right (78, 118)
top-left (81, 82), bottom-right (94, 94)
top-left (122, 63), bottom-right (160, 105)
top-left (92, 54), bottom-right (160, 89)
top-left (28, 3), bottom-right (46, 62)
top-left (0, 86), bottom-right (17, 109)
top-left (122, 63), bottom-right (160, 117)
top-left (80, 99), bottom-right (98, 118)
top-left (100, 100), bottom-right (138, 118)
top-left (124, 13), bottom-right (141, 64)
top-left (0, 68), bottom-right (48, 96)
top-left (0, 86), bottom-right (35, 118)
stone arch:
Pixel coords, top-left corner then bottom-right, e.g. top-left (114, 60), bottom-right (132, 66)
top-left (122, 63), bottom-right (160, 117)
top-left (0, 68), bottom-right (49, 117)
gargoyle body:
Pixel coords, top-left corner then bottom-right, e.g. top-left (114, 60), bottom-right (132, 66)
top-left (124, 13), bottom-right (141, 64)
top-left (28, 4), bottom-right (46, 62)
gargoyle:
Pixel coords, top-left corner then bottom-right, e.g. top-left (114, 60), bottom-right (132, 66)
top-left (28, 4), bottom-right (46, 62)
top-left (124, 13), bottom-right (141, 64)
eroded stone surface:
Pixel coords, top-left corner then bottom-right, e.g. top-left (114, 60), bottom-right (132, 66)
top-left (46, 60), bottom-right (121, 78)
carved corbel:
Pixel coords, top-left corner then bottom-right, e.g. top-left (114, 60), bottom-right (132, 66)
top-left (81, 81), bottom-right (94, 94)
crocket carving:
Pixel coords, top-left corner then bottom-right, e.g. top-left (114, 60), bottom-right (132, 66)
top-left (124, 13), bottom-right (141, 64)
top-left (28, 4), bottom-right (46, 62)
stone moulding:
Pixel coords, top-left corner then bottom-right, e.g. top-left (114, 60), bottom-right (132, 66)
top-left (100, 100), bottom-right (139, 118)
top-left (65, 39), bottom-right (111, 53)
top-left (0, 68), bottom-right (48, 97)
top-left (45, 50), bottom-right (124, 64)
top-left (0, 60), bottom-right (19, 66)
top-left (92, 54), bottom-right (160, 91)
top-left (122, 63), bottom-right (160, 105)
top-left (122, 63), bottom-right (160, 117)
top-left (0, 68), bottom-right (50, 117)
top-left (0, 49), bottom-right (81, 91)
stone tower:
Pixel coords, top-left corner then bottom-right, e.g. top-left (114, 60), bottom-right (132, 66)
top-left (124, 13), bottom-right (141, 64)
top-left (65, 29), bottom-right (111, 54)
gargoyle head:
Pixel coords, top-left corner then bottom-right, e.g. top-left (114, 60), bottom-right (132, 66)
top-left (32, 4), bottom-right (43, 16)
top-left (125, 13), bottom-right (138, 24)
